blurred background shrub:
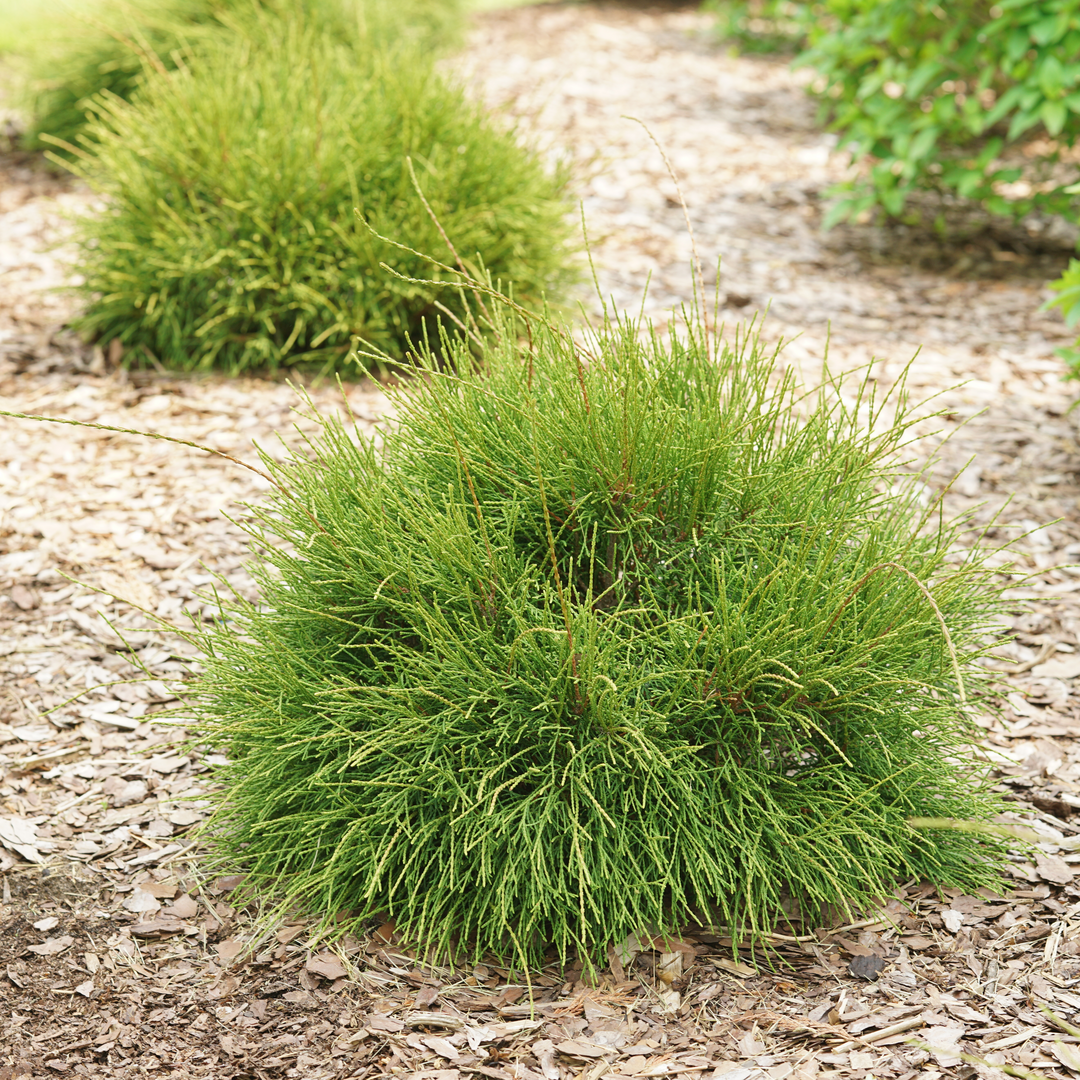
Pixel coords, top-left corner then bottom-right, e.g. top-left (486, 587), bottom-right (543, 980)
top-left (794, 0), bottom-right (1080, 229)
top-left (55, 18), bottom-right (575, 372)
top-left (20, 0), bottom-right (465, 155)
top-left (703, 0), bottom-right (806, 55)
top-left (711, 0), bottom-right (1080, 226)
top-left (711, 0), bottom-right (1080, 374)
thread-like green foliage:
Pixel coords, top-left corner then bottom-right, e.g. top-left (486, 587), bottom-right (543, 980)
top-left (22, 0), bottom-right (464, 154)
top-left (56, 24), bottom-right (575, 373)
top-left (194, 293), bottom-right (1012, 968)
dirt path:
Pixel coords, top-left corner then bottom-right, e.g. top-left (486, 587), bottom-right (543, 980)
top-left (5, 3), bottom-right (1080, 1078)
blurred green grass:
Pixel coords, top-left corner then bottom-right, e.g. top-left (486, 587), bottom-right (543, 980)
top-left (0, 0), bottom-right (99, 56)
top-left (0, 0), bottom-right (535, 58)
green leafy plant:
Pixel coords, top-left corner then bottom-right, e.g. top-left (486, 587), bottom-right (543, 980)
top-left (1042, 258), bottom-right (1080, 371)
top-left (21, 0), bottom-right (464, 155)
top-left (705, 0), bottom-right (808, 54)
top-left (192, 282), bottom-right (1013, 968)
top-left (769, 0), bottom-right (1080, 377)
top-left (795, 0), bottom-right (1080, 227)
top-left (55, 22), bottom-right (576, 372)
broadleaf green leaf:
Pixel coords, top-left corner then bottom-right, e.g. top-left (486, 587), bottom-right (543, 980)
top-left (1041, 98), bottom-right (1068, 135)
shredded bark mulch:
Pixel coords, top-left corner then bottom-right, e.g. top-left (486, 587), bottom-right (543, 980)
top-left (6, 3), bottom-right (1080, 1078)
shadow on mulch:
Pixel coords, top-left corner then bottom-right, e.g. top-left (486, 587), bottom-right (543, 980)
top-left (822, 196), bottom-right (1080, 283)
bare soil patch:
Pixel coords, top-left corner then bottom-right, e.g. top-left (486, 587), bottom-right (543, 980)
top-left (5, 3), bottom-right (1080, 1079)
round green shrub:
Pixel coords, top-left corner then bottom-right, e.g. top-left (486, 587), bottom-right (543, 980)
top-left (23, 0), bottom-right (464, 155)
top-left (58, 23), bottom-right (576, 372)
top-left (195, 303), bottom-right (1011, 967)
top-left (24, 0), bottom-right (231, 155)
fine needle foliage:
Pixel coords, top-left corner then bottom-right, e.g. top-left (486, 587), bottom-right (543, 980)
top-left (54, 21), bottom-right (575, 373)
top-left (23, 0), bottom-right (243, 155)
top-left (194, 295), bottom-right (1013, 969)
top-left (21, 0), bottom-right (465, 155)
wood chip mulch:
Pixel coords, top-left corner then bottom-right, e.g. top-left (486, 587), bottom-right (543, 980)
top-left (7, 3), bottom-right (1080, 1078)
